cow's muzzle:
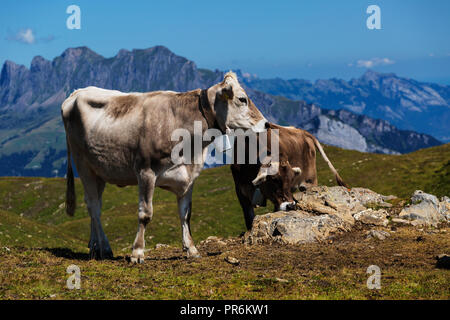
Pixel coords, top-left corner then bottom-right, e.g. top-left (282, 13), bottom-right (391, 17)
top-left (279, 200), bottom-right (297, 211)
top-left (251, 119), bottom-right (268, 133)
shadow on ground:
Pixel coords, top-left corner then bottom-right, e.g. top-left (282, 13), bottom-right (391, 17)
top-left (42, 247), bottom-right (124, 261)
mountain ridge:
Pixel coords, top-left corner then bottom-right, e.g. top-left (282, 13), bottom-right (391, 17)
top-left (0, 46), bottom-right (442, 177)
top-left (241, 69), bottom-right (450, 142)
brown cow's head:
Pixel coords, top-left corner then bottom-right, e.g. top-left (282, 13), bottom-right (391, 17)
top-left (252, 157), bottom-right (302, 211)
top-left (207, 71), bottom-right (267, 133)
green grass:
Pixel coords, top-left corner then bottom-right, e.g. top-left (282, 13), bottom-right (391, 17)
top-left (0, 166), bottom-right (271, 251)
top-left (0, 144), bottom-right (449, 299)
top-left (0, 143), bottom-right (448, 252)
top-left (315, 143), bottom-right (450, 199)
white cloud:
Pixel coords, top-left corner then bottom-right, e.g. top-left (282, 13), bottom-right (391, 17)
top-left (15, 28), bottom-right (35, 44)
top-left (6, 28), bottom-right (55, 44)
top-left (355, 57), bottom-right (395, 68)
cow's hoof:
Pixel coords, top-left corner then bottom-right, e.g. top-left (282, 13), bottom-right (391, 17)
top-left (131, 249), bottom-right (145, 264)
top-left (89, 248), bottom-right (114, 260)
top-left (130, 256), bottom-right (145, 264)
top-left (186, 248), bottom-right (201, 259)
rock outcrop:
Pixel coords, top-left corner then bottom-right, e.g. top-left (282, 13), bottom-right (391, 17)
top-left (244, 187), bottom-right (448, 245)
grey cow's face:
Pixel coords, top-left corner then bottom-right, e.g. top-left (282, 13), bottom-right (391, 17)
top-left (210, 72), bottom-right (267, 134)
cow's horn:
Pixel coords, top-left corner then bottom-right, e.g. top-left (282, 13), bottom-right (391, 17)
top-left (252, 173), bottom-right (267, 186)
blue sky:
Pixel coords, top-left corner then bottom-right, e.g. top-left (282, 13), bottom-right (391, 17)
top-left (1, 0), bottom-right (449, 83)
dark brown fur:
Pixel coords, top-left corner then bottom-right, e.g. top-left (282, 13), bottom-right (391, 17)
top-left (231, 123), bottom-right (348, 230)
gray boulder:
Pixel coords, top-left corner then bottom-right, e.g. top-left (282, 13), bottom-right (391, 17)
top-left (399, 190), bottom-right (449, 226)
top-left (244, 210), bottom-right (353, 245)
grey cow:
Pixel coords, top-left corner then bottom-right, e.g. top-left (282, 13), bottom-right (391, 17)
top-left (61, 72), bottom-right (267, 262)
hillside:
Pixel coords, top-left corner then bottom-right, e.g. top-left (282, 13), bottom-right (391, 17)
top-left (1, 143), bottom-right (448, 250)
top-left (0, 144), bottom-right (449, 300)
top-left (1, 144), bottom-right (449, 299)
top-left (0, 46), bottom-right (442, 177)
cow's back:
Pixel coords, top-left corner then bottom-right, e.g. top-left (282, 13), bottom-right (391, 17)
top-left (62, 87), bottom-right (146, 185)
top-left (61, 87), bottom-right (206, 186)
top-left (272, 125), bottom-right (318, 187)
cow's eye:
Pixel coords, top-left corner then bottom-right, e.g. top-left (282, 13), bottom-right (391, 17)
top-left (238, 97), bottom-right (247, 104)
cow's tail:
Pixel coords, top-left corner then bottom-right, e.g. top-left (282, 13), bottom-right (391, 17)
top-left (311, 135), bottom-right (350, 189)
top-left (65, 136), bottom-right (76, 216)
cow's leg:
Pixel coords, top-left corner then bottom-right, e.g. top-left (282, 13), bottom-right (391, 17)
top-left (236, 186), bottom-right (256, 231)
top-left (88, 178), bottom-right (106, 253)
top-left (131, 169), bottom-right (156, 264)
top-left (231, 166), bottom-right (256, 230)
top-left (232, 180), bottom-right (255, 230)
top-left (79, 167), bottom-right (112, 260)
top-left (177, 185), bottom-right (200, 258)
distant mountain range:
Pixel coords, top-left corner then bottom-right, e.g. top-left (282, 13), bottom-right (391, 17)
top-left (0, 46), bottom-right (443, 177)
top-left (242, 70), bottom-right (450, 143)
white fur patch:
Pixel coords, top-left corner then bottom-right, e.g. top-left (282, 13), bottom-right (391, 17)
top-left (279, 201), bottom-right (295, 211)
top-left (252, 119), bottom-right (267, 133)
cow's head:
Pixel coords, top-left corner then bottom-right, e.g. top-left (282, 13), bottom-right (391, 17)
top-left (207, 72), bottom-right (267, 133)
top-left (252, 157), bottom-right (302, 211)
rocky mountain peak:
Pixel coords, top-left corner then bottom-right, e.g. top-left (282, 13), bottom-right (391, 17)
top-left (30, 56), bottom-right (50, 72)
top-left (0, 60), bottom-right (29, 93)
top-left (60, 46), bottom-right (103, 64)
top-left (0, 46), bottom-right (445, 177)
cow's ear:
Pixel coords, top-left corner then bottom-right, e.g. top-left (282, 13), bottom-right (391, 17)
top-left (218, 83), bottom-right (234, 101)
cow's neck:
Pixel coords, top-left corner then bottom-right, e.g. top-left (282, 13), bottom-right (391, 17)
top-left (199, 89), bottom-right (220, 131)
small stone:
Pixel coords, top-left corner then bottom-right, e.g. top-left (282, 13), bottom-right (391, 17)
top-left (411, 220), bottom-right (426, 227)
top-left (354, 209), bottom-right (388, 226)
top-left (275, 277), bottom-right (289, 283)
top-left (155, 243), bottom-right (169, 249)
top-left (366, 229), bottom-right (390, 240)
top-left (207, 236), bottom-right (220, 241)
top-left (436, 254), bottom-right (450, 269)
top-left (392, 218), bottom-right (411, 225)
top-left (224, 256), bottom-right (240, 266)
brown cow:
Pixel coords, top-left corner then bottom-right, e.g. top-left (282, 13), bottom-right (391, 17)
top-left (231, 122), bottom-right (348, 230)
